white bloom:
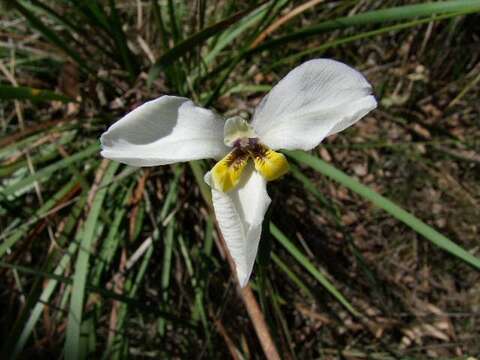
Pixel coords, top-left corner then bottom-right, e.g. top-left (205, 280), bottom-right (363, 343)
top-left (100, 59), bottom-right (377, 287)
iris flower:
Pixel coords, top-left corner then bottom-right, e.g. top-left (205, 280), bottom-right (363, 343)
top-left (100, 59), bottom-right (376, 287)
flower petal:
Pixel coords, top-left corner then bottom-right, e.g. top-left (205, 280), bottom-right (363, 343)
top-left (252, 147), bottom-right (289, 182)
top-left (210, 148), bottom-right (249, 192)
top-left (223, 116), bottom-right (256, 146)
top-left (100, 96), bottom-right (229, 166)
top-left (205, 166), bottom-right (271, 287)
top-left (251, 59), bottom-right (377, 151)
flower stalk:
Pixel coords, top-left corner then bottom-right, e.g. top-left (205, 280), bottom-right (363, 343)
top-left (190, 161), bottom-right (281, 359)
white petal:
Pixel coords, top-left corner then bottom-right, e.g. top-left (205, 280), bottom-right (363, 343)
top-left (223, 116), bottom-right (256, 146)
top-left (100, 96), bottom-right (229, 166)
top-left (205, 167), bottom-right (271, 287)
top-left (251, 59), bottom-right (377, 151)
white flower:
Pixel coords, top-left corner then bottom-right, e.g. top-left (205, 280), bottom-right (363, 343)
top-left (100, 59), bottom-right (377, 287)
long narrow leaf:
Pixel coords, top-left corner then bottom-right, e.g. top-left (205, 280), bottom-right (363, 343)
top-left (64, 161), bottom-right (119, 360)
top-left (255, 0), bottom-right (480, 52)
top-left (150, 3), bottom-right (264, 71)
top-left (0, 84), bottom-right (73, 103)
top-left (270, 223), bottom-right (359, 316)
top-left (286, 150), bottom-right (480, 270)
top-left (107, 0), bottom-right (139, 76)
top-left (271, 10), bottom-right (479, 68)
top-left (0, 261), bottom-right (190, 324)
top-left (1, 144), bottom-right (99, 197)
top-left (10, 0), bottom-right (93, 73)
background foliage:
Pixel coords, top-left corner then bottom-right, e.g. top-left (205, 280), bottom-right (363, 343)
top-left (1, 0), bottom-right (479, 358)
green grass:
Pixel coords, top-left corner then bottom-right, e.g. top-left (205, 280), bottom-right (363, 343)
top-left (286, 150), bottom-right (480, 270)
top-left (1, 0), bottom-right (479, 358)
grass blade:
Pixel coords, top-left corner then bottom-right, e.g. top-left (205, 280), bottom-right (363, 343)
top-left (1, 143), bottom-right (98, 197)
top-left (270, 10), bottom-right (480, 68)
top-left (12, 222), bottom-right (81, 358)
top-left (64, 160), bottom-right (119, 360)
top-left (271, 252), bottom-right (314, 299)
top-left (0, 84), bottom-right (73, 103)
top-left (270, 223), bottom-right (359, 316)
top-left (157, 221), bottom-right (175, 336)
top-left (255, 0), bottom-right (480, 52)
top-left (150, 3), bottom-right (263, 73)
top-left (286, 150), bottom-right (480, 270)
top-left (167, 0), bottom-right (181, 43)
top-left (201, 0), bottom-right (286, 67)
top-left (107, 0), bottom-right (139, 77)
top-left (0, 179), bottom-right (79, 258)
top-left (0, 261), bottom-right (189, 324)
top-left (10, 0), bottom-right (93, 73)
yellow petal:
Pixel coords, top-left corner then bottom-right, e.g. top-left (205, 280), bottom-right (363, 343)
top-left (211, 149), bottom-right (249, 192)
top-left (253, 148), bottom-right (289, 181)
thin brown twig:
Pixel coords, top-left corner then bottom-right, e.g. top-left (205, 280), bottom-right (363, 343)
top-left (215, 227), bottom-right (281, 360)
top-left (250, 0), bottom-right (324, 49)
top-left (107, 249), bottom-right (127, 346)
top-left (0, 118), bottom-right (69, 148)
top-left (212, 314), bottom-right (242, 360)
top-left (240, 286), bottom-right (281, 359)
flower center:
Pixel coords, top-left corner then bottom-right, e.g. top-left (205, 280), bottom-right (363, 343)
top-left (210, 117), bottom-right (289, 192)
